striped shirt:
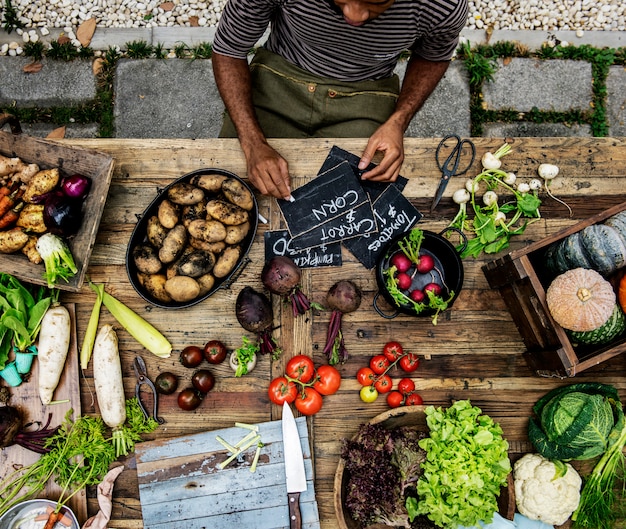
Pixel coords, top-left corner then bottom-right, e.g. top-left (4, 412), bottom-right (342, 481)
top-left (212, 0), bottom-right (468, 82)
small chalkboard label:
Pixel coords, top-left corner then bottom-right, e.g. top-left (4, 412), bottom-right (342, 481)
top-left (342, 184), bottom-right (422, 269)
top-left (264, 230), bottom-right (342, 268)
top-left (278, 161), bottom-right (371, 239)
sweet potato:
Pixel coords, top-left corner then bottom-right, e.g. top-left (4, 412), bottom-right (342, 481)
top-left (23, 168), bottom-right (60, 203)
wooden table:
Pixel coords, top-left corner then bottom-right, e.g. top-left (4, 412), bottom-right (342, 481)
top-left (56, 137), bottom-right (626, 528)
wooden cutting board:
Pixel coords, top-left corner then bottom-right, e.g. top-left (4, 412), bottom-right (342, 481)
top-left (0, 303), bottom-right (87, 523)
top-left (136, 416), bottom-right (321, 529)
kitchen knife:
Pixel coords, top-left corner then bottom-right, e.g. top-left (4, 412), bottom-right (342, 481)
top-left (282, 401), bottom-right (307, 529)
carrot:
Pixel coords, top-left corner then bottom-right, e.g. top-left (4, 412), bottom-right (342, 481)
top-left (0, 185), bottom-right (11, 198)
top-left (0, 201), bottom-right (24, 229)
top-left (35, 504), bottom-right (74, 527)
top-left (0, 188), bottom-right (22, 218)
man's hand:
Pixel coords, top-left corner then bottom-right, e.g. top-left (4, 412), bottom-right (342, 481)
top-left (358, 121), bottom-right (405, 182)
top-left (242, 140), bottom-right (292, 200)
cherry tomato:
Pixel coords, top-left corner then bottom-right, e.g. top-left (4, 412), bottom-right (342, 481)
top-left (204, 339), bottom-right (227, 364)
top-left (286, 355), bottom-right (316, 383)
top-left (191, 369), bottom-right (215, 393)
top-left (180, 345), bottom-right (204, 368)
top-left (374, 374), bottom-right (392, 394)
top-left (268, 376), bottom-right (297, 405)
top-left (399, 353), bottom-right (420, 373)
top-left (155, 372), bottom-right (178, 395)
top-left (356, 367), bottom-right (376, 386)
top-left (386, 391), bottom-right (404, 408)
top-left (177, 388), bottom-right (203, 410)
top-left (294, 387), bottom-right (323, 416)
top-left (405, 392), bottom-right (424, 406)
top-left (313, 365), bottom-right (341, 396)
top-left (369, 354), bottom-right (390, 375)
top-left (359, 385), bottom-right (378, 403)
top-left (397, 378), bottom-right (415, 395)
top-left (383, 341), bottom-right (404, 362)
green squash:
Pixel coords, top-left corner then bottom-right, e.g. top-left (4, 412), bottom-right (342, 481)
top-left (567, 305), bottom-right (626, 345)
top-left (579, 224), bottom-right (626, 275)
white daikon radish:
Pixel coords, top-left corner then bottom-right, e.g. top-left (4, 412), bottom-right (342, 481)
top-left (38, 303), bottom-right (71, 406)
top-left (92, 324), bottom-right (129, 456)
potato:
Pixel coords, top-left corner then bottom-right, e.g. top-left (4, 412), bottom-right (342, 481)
top-left (187, 219), bottom-right (227, 243)
top-left (0, 228), bottom-right (29, 253)
top-left (206, 199), bottom-right (249, 226)
top-left (164, 275), bottom-right (201, 303)
top-left (196, 273), bottom-right (216, 296)
top-left (222, 177), bottom-right (254, 211)
top-left (21, 235), bottom-right (42, 264)
top-left (158, 224), bottom-right (187, 264)
top-left (224, 221), bottom-right (250, 245)
top-left (138, 273), bottom-right (172, 304)
top-left (189, 237), bottom-right (226, 254)
top-left (176, 250), bottom-right (216, 278)
top-left (146, 215), bottom-right (169, 248)
top-left (181, 200), bottom-right (207, 228)
top-left (191, 173), bottom-right (228, 192)
top-left (167, 182), bottom-right (205, 205)
top-left (16, 204), bottom-right (47, 234)
top-left (23, 168), bottom-right (59, 203)
top-left (158, 199), bottom-right (179, 229)
top-left (133, 244), bottom-right (163, 274)
top-left (213, 245), bottom-right (241, 278)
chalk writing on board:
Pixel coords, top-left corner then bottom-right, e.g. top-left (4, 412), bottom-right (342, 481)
top-left (264, 230), bottom-right (342, 268)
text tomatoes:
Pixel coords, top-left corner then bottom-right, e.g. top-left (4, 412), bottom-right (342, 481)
top-left (356, 367), bottom-right (376, 386)
top-left (369, 354), bottom-right (390, 375)
top-left (386, 391), bottom-right (404, 408)
top-left (399, 353), bottom-right (420, 373)
top-left (383, 341), bottom-right (404, 362)
top-left (359, 385), bottom-right (378, 403)
top-left (268, 376), bottom-right (297, 405)
top-left (294, 387), bottom-right (323, 416)
top-left (313, 365), bottom-right (341, 396)
top-left (374, 374), bottom-right (392, 394)
top-left (397, 378), bottom-right (415, 395)
top-left (286, 355), bottom-right (315, 383)
top-left (204, 339), bottom-right (227, 364)
top-left (405, 392), bottom-right (424, 406)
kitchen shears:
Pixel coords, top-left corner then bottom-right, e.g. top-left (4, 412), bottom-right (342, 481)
top-left (133, 355), bottom-right (164, 424)
top-left (430, 134), bottom-right (476, 212)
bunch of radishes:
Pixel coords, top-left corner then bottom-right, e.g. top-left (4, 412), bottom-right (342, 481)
top-left (389, 250), bottom-right (442, 304)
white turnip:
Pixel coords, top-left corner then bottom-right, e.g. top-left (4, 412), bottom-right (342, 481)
top-left (323, 280), bottom-right (362, 365)
top-left (236, 286), bottom-right (279, 356)
top-left (261, 256), bottom-right (314, 316)
top-left (37, 303), bottom-right (71, 406)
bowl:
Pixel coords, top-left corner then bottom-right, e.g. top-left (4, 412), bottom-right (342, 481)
top-left (0, 499), bottom-right (80, 529)
top-left (333, 406), bottom-right (515, 529)
top-left (126, 168), bottom-right (258, 309)
top-left (374, 228), bottom-right (464, 319)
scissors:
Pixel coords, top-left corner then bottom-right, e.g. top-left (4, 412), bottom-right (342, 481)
top-left (133, 356), bottom-right (165, 424)
top-left (431, 134), bottom-right (476, 212)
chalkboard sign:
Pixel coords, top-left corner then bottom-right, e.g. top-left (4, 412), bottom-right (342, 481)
top-left (278, 160), bottom-right (374, 239)
top-left (264, 230), bottom-right (342, 268)
top-left (342, 184), bottom-right (422, 269)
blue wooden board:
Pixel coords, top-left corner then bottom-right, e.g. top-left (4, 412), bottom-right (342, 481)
top-left (135, 417), bottom-right (320, 529)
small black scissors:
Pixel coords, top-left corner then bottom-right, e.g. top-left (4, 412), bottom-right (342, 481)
top-left (431, 134), bottom-right (476, 212)
top-left (133, 356), bottom-right (164, 424)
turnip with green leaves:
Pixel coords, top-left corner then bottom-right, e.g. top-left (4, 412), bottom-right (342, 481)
top-left (323, 280), bottom-right (362, 365)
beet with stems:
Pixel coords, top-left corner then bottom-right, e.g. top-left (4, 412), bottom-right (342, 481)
top-left (235, 286), bottom-right (280, 356)
top-left (323, 280), bottom-right (362, 365)
top-left (0, 406), bottom-right (59, 454)
top-left (261, 256), bottom-right (314, 316)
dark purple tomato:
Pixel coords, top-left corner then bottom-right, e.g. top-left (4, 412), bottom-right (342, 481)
top-left (204, 340), bottom-right (227, 364)
top-left (155, 372), bottom-right (178, 395)
top-left (177, 388), bottom-right (203, 411)
top-left (191, 369), bottom-right (215, 394)
top-left (180, 345), bottom-right (204, 368)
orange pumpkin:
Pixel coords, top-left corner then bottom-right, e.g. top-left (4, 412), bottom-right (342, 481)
top-left (619, 272), bottom-right (626, 313)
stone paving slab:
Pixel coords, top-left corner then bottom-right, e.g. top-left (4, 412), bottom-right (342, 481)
top-left (606, 65), bottom-right (626, 136)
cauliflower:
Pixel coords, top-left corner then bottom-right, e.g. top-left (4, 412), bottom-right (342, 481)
top-left (513, 453), bottom-right (582, 526)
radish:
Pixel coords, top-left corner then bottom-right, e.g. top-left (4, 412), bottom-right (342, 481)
top-left (37, 303), bottom-right (71, 406)
top-left (396, 272), bottom-right (412, 290)
top-left (390, 252), bottom-right (412, 273)
top-left (424, 283), bottom-right (442, 297)
top-left (92, 324), bottom-right (132, 457)
top-left (416, 254), bottom-right (435, 274)
top-left (409, 289), bottom-right (426, 303)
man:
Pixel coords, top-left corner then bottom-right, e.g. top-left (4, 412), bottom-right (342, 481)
top-left (212, 0), bottom-right (468, 200)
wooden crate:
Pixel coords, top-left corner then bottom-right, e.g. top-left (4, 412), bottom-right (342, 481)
top-left (0, 115), bottom-right (114, 291)
top-left (482, 200), bottom-right (626, 378)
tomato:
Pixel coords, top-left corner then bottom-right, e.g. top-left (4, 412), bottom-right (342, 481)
top-left (383, 341), bottom-right (404, 362)
top-left (191, 369), bottom-right (215, 393)
top-left (204, 339), bottom-right (227, 364)
top-left (313, 365), bottom-right (341, 396)
top-left (356, 367), bottom-right (376, 386)
top-left (268, 376), bottom-right (297, 405)
top-left (386, 391), bottom-right (404, 408)
top-left (369, 354), bottom-right (390, 375)
top-left (374, 374), bottom-right (392, 394)
top-left (177, 388), bottom-right (203, 410)
top-left (405, 392), bottom-right (423, 406)
top-left (399, 353), bottom-right (420, 373)
top-left (155, 372), bottom-right (178, 395)
top-left (359, 385), bottom-right (378, 403)
top-left (180, 345), bottom-right (204, 368)
top-left (397, 378), bottom-right (415, 395)
top-left (286, 355), bottom-right (316, 383)
top-left (294, 387), bottom-right (323, 416)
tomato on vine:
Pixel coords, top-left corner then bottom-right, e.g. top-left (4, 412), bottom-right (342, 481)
top-left (356, 367), bottom-right (376, 386)
top-left (399, 353), bottom-right (420, 373)
top-left (398, 378), bottom-right (415, 395)
top-left (369, 354), bottom-right (390, 375)
top-left (386, 391), bottom-right (404, 408)
top-left (286, 355), bottom-right (316, 383)
top-left (359, 385), bottom-right (378, 403)
top-left (294, 387), bottom-right (323, 415)
top-left (313, 364), bottom-right (341, 396)
top-left (383, 341), bottom-right (403, 362)
top-left (268, 376), bottom-right (297, 405)
top-left (405, 392), bottom-right (423, 406)
top-left (374, 374), bottom-right (393, 394)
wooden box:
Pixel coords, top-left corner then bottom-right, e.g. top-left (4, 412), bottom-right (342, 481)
top-left (482, 201), bottom-right (626, 378)
top-left (0, 115), bottom-right (114, 291)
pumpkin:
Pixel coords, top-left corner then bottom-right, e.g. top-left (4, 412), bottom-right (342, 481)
top-left (546, 267), bottom-right (616, 332)
top-left (605, 211), bottom-right (626, 243)
top-left (579, 224), bottom-right (626, 275)
top-left (619, 273), bottom-right (626, 314)
top-left (567, 305), bottom-right (626, 345)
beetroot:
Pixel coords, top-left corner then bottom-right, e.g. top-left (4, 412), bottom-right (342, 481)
top-left (235, 286), bottom-right (280, 356)
top-left (323, 280), bottom-right (362, 365)
top-left (261, 256), bottom-right (314, 316)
